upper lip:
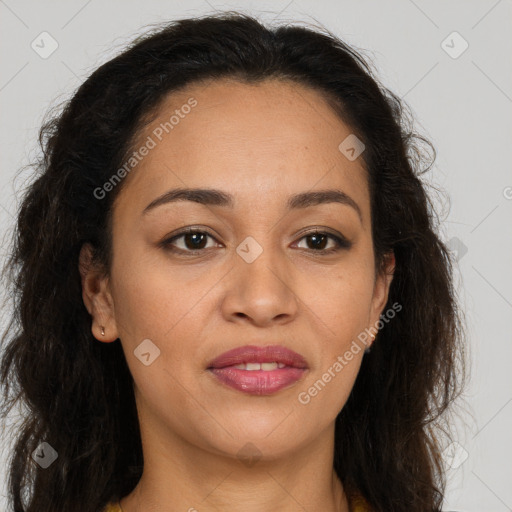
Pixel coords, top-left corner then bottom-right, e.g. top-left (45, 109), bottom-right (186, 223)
top-left (207, 345), bottom-right (308, 369)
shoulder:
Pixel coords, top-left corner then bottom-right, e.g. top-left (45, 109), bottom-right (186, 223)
top-left (102, 503), bottom-right (122, 512)
top-left (349, 492), bottom-right (372, 512)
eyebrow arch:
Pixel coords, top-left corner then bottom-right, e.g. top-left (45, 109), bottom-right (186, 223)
top-left (142, 187), bottom-right (362, 222)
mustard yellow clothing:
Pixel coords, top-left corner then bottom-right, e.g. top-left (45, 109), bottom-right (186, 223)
top-left (350, 493), bottom-right (372, 511)
top-left (103, 504), bottom-right (122, 512)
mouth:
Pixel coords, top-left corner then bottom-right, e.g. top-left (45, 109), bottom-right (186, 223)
top-left (207, 345), bottom-right (308, 396)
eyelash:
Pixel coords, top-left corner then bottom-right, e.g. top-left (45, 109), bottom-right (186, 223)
top-left (160, 227), bottom-right (352, 255)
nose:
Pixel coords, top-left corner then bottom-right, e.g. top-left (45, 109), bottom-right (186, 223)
top-left (220, 245), bottom-right (300, 327)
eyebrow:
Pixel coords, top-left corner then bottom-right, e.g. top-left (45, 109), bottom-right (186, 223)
top-left (142, 187), bottom-right (362, 222)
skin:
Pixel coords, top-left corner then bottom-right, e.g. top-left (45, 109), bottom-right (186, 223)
top-left (80, 78), bottom-right (394, 512)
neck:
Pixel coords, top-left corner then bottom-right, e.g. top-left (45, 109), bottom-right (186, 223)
top-left (120, 405), bottom-right (349, 512)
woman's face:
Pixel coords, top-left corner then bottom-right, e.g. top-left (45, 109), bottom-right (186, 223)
top-left (95, 78), bottom-right (393, 460)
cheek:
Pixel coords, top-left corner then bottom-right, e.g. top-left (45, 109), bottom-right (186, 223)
top-left (110, 239), bottom-right (203, 337)
top-left (298, 353), bottom-right (363, 420)
top-left (111, 261), bottom-right (210, 419)
top-left (308, 267), bottom-right (375, 345)
top-left (295, 272), bottom-right (371, 418)
top-left (110, 251), bottom-right (223, 397)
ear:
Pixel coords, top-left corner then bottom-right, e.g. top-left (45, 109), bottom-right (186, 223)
top-left (78, 243), bottom-right (119, 343)
top-left (368, 251), bottom-right (395, 334)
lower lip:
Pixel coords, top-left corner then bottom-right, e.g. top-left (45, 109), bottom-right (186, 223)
top-left (208, 367), bottom-right (307, 395)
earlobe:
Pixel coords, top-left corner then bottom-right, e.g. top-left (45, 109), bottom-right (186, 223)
top-left (78, 243), bottom-right (118, 343)
top-left (90, 293), bottom-right (117, 343)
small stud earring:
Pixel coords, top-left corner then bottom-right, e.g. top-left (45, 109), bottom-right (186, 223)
top-left (101, 326), bottom-right (105, 336)
top-left (364, 333), bottom-right (376, 354)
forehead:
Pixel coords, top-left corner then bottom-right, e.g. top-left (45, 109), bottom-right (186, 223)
top-left (114, 78), bottom-right (370, 223)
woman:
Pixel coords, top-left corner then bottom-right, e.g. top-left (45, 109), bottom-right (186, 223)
top-left (0, 12), bottom-right (466, 512)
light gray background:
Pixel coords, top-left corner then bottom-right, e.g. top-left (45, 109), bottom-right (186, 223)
top-left (1, 1), bottom-right (511, 511)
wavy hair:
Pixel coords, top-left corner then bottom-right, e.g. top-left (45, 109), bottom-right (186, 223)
top-left (0, 11), bottom-right (466, 512)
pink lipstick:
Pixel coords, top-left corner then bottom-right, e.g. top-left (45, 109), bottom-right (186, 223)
top-left (207, 345), bottom-right (308, 396)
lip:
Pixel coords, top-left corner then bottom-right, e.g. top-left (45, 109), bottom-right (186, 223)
top-left (207, 345), bottom-right (308, 369)
top-left (207, 345), bottom-right (308, 396)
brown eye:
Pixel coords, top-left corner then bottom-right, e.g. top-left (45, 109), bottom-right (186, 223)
top-left (160, 227), bottom-right (351, 256)
top-left (161, 229), bottom-right (219, 254)
top-left (302, 233), bottom-right (330, 250)
top-left (295, 230), bottom-right (352, 253)
top-left (180, 232), bottom-right (209, 250)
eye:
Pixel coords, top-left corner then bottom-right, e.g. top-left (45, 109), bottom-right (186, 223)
top-left (160, 228), bottom-right (220, 254)
top-left (160, 227), bottom-right (352, 255)
top-left (294, 230), bottom-right (352, 253)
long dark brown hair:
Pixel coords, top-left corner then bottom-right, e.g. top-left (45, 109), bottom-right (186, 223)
top-left (0, 11), bottom-right (466, 511)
